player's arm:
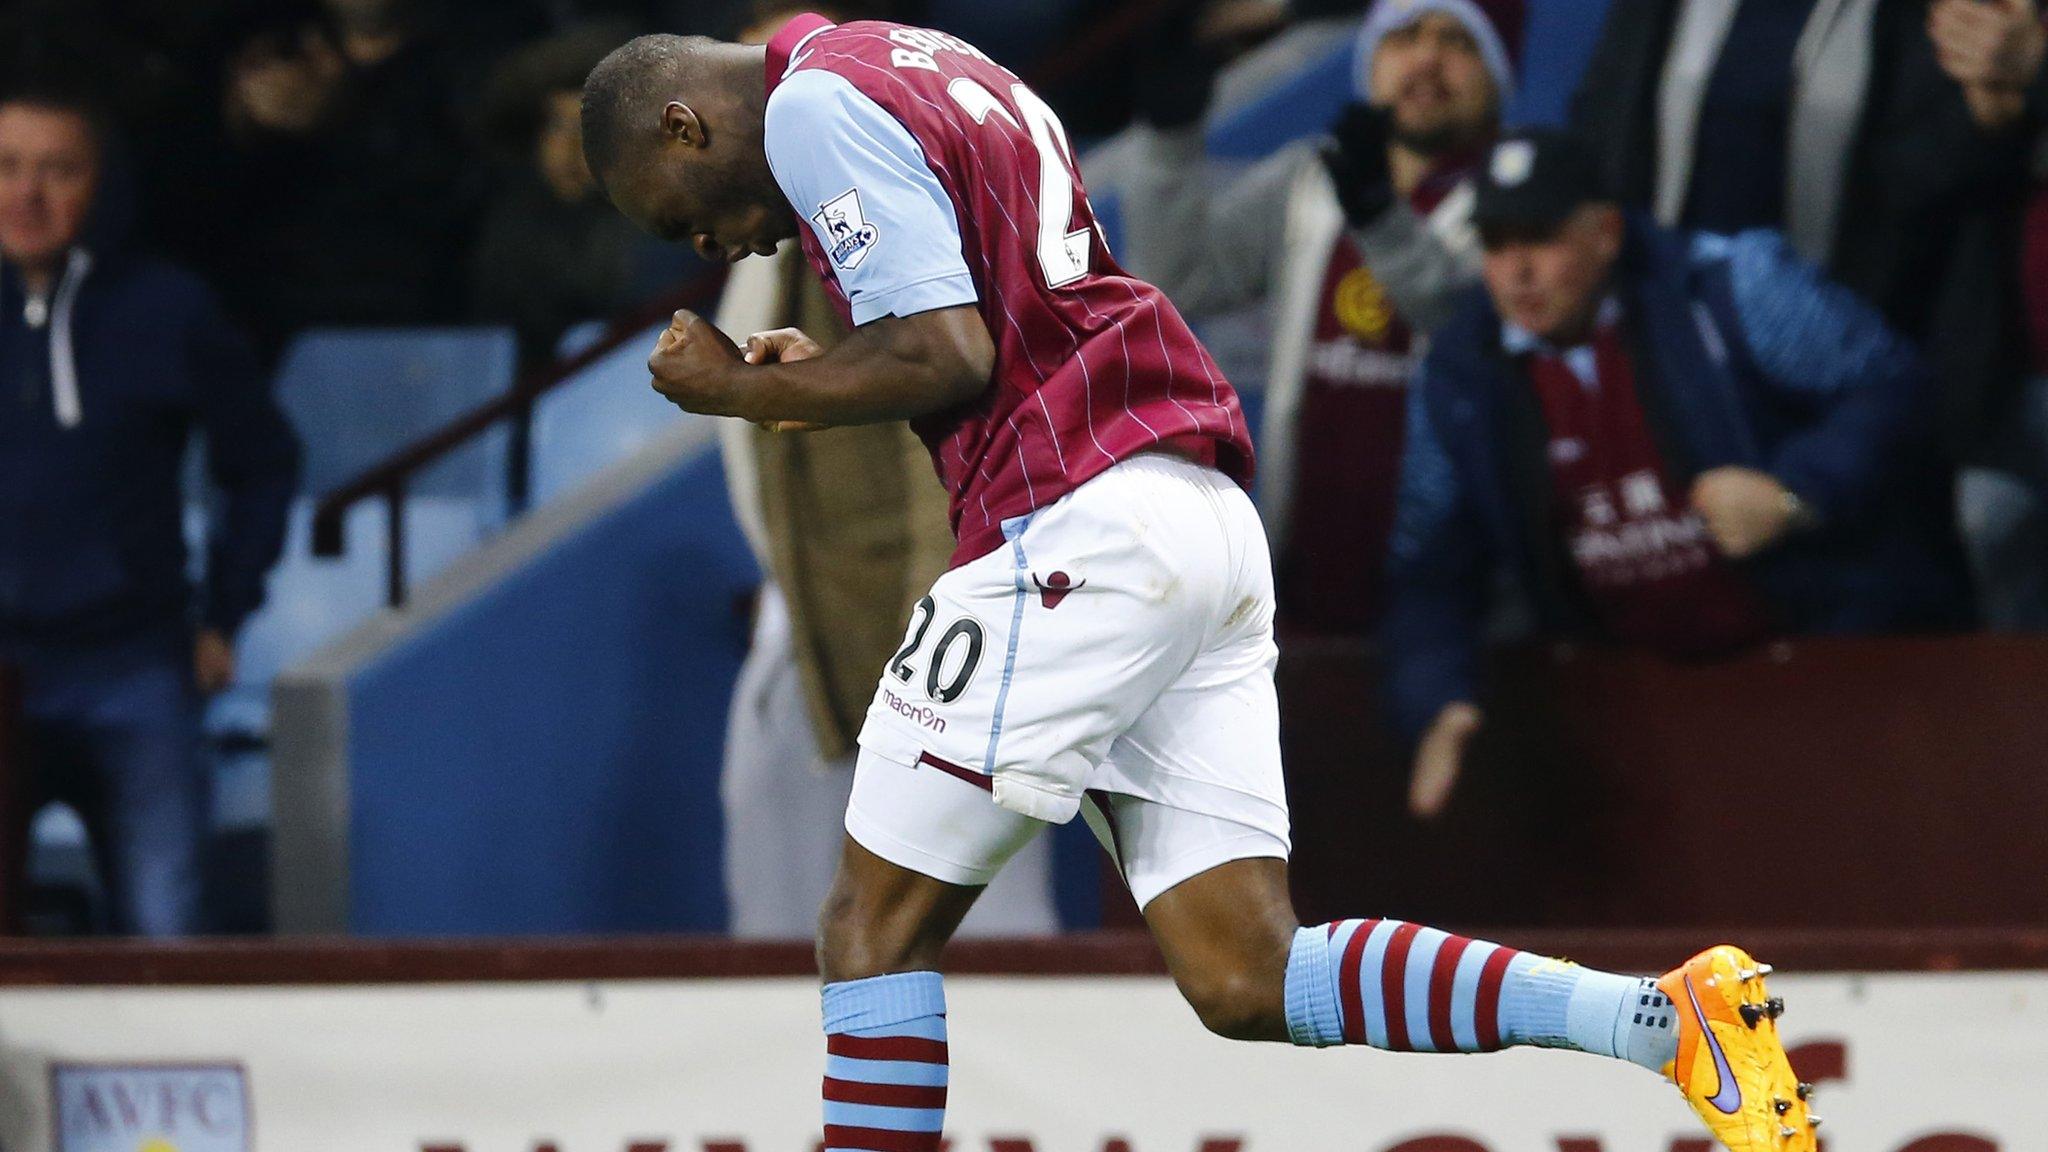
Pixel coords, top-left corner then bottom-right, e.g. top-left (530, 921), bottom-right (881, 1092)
top-left (648, 303), bottom-right (993, 425)
top-left (657, 67), bottom-right (990, 427)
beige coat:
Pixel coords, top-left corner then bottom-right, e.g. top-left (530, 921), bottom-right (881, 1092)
top-left (717, 245), bottom-right (955, 759)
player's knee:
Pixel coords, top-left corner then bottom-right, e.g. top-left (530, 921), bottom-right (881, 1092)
top-left (1177, 969), bottom-right (1285, 1042)
top-left (815, 886), bottom-right (877, 983)
top-left (815, 884), bottom-right (922, 984)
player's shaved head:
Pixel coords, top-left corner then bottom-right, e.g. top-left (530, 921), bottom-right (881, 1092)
top-left (581, 34), bottom-right (710, 179)
top-left (581, 32), bottom-right (796, 263)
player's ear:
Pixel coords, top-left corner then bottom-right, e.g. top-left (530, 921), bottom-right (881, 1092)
top-left (662, 101), bottom-right (708, 149)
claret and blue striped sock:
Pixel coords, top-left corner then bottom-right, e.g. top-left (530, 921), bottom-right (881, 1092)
top-left (1283, 919), bottom-right (1678, 1072)
top-left (821, 971), bottom-right (950, 1152)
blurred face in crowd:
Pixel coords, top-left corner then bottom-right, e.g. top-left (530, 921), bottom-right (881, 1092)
top-left (1368, 12), bottom-right (1499, 155)
top-left (539, 90), bottom-right (595, 202)
top-left (0, 103), bottom-right (99, 273)
top-left (1480, 204), bottom-right (1623, 345)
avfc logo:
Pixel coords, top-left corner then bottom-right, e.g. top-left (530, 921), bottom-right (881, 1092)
top-left (814, 188), bottom-right (880, 271)
top-left (53, 1063), bottom-right (251, 1152)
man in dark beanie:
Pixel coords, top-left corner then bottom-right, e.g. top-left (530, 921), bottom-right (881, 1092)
top-left (1124, 0), bottom-right (1524, 639)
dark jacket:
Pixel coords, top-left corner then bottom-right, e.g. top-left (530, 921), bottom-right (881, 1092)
top-left (1571, 0), bottom-right (2035, 461)
top-left (1382, 216), bottom-right (1971, 740)
top-left (0, 247), bottom-right (300, 647)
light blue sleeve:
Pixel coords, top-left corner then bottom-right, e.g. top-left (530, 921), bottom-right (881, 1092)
top-left (764, 69), bottom-right (979, 326)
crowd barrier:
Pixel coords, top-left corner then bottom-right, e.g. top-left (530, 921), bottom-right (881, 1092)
top-left (1275, 635), bottom-right (2048, 932)
top-left (0, 932), bottom-right (2037, 1152)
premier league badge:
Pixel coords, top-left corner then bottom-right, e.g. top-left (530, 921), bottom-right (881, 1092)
top-left (815, 188), bottom-right (881, 271)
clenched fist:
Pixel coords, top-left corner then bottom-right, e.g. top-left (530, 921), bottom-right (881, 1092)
top-left (1689, 466), bottom-right (1806, 560)
top-left (743, 326), bottom-right (825, 366)
top-left (742, 327), bottom-right (829, 432)
top-left (648, 309), bottom-right (745, 415)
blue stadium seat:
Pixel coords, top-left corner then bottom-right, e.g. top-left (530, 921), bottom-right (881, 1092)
top-left (274, 327), bottom-right (519, 499)
top-left (204, 327), bottom-right (519, 741)
top-left (529, 320), bottom-right (687, 505)
top-left (209, 496), bottom-right (490, 739)
top-left (554, 319), bottom-right (610, 361)
top-left (1204, 40), bottom-right (1354, 161)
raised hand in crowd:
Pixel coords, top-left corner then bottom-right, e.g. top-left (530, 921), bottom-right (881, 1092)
top-left (1929, 0), bottom-right (2046, 128)
top-left (1409, 701), bottom-right (1482, 819)
top-left (1690, 466), bottom-right (1814, 561)
top-left (1318, 102), bottom-right (1398, 226)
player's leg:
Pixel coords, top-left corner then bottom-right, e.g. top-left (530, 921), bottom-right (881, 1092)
top-left (815, 456), bottom-right (1230, 1151)
top-left (1132, 844), bottom-right (1676, 1063)
top-left (1135, 845), bottom-right (1818, 1148)
top-left (815, 748), bottom-right (1047, 1152)
top-left (1091, 784), bottom-right (1678, 1061)
top-left (1098, 465), bottom-right (1818, 1150)
top-left (1121, 848), bottom-right (1296, 1041)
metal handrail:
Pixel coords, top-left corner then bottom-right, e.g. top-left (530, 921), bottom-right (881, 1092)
top-left (307, 271), bottom-right (726, 606)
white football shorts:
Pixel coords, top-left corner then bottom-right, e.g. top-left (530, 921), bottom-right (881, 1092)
top-left (847, 451), bottom-right (1290, 910)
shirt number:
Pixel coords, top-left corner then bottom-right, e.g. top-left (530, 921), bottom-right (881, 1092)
top-left (946, 77), bottom-right (1092, 289)
top-left (890, 595), bottom-right (986, 704)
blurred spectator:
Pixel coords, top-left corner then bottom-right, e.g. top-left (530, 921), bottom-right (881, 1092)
top-left (1569, 0), bottom-right (2026, 357)
top-left (1385, 131), bottom-right (1968, 817)
top-left (710, 5), bottom-right (1057, 938)
top-left (216, 0), bottom-right (483, 358)
top-left (468, 26), bottom-right (683, 368)
top-left (1927, 0), bottom-right (2048, 627)
top-left (1124, 0), bottom-right (1523, 638)
top-left (0, 92), bottom-right (300, 935)
top-left (0, 0), bottom-right (246, 274)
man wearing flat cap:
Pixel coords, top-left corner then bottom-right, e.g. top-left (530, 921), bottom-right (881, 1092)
top-left (1385, 128), bottom-right (1972, 817)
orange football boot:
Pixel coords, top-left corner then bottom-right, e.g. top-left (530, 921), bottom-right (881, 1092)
top-left (1657, 945), bottom-right (1821, 1152)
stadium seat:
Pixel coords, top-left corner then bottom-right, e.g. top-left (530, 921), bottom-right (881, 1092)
top-left (211, 496), bottom-right (490, 741)
top-left (1204, 38), bottom-right (1353, 161)
top-left (553, 319), bottom-right (610, 361)
top-left (23, 805), bottom-right (97, 934)
top-left (528, 319), bottom-right (687, 506)
top-left (204, 329), bottom-right (520, 760)
top-left (273, 327), bottom-right (518, 499)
